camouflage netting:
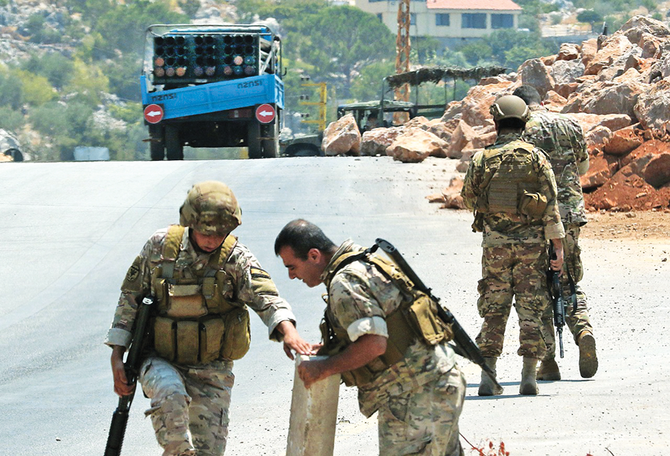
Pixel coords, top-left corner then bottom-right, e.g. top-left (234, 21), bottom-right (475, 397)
top-left (385, 66), bottom-right (508, 89)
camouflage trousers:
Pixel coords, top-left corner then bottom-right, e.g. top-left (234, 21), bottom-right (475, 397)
top-left (139, 356), bottom-right (235, 456)
top-left (475, 242), bottom-right (549, 359)
top-left (378, 365), bottom-right (466, 456)
top-left (540, 224), bottom-right (594, 359)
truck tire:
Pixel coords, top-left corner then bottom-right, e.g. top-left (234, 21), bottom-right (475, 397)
top-left (4, 148), bottom-right (23, 162)
top-left (165, 125), bottom-right (184, 160)
top-left (261, 122), bottom-right (278, 158)
top-left (149, 125), bottom-right (165, 161)
top-left (247, 122), bottom-right (262, 159)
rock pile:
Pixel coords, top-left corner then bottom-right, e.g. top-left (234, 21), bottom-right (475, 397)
top-left (322, 15), bottom-right (670, 212)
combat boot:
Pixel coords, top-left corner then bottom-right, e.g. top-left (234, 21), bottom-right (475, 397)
top-left (478, 357), bottom-right (503, 396)
top-left (536, 357), bottom-right (561, 381)
top-left (578, 332), bottom-right (598, 378)
top-left (519, 357), bottom-right (539, 395)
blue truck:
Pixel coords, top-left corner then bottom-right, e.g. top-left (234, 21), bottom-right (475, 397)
top-left (141, 24), bottom-right (284, 160)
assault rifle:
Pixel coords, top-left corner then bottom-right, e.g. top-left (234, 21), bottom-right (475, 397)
top-left (548, 244), bottom-right (567, 358)
top-left (374, 239), bottom-right (503, 395)
top-left (104, 296), bottom-right (154, 456)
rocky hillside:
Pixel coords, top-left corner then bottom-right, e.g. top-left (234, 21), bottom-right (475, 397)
top-left (324, 15), bottom-right (670, 213)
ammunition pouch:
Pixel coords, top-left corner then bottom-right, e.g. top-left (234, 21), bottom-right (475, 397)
top-left (318, 291), bottom-right (451, 387)
top-left (153, 305), bottom-right (250, 365)
top-left (518, 190), bottom-right (547, 219)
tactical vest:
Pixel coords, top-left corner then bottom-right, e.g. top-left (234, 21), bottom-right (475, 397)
top-left (150, 225), bottom-right (251, 365)
top-left (318, 248), bottom-right (452, 387)
top-left (476, 139), bottom-right (547, 220)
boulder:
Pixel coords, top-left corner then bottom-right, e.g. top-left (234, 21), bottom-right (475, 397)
top-left (446, 120), bottom-right (477, 159)
top-left (386, 128), bottom-right (448, 163)
top-left (618, 15), bottom-right (670, 46)
top-left (519, 58), bottom-right (555, 98)
top-left (584, 34), bottom-right (634, 76)
top-left (581, 150), bottom-right (617, 190)
top-left (360, 126), bottom-right (404, 156)
top-left (584, 125), bottom-right (612, 149)
top-left (322, 114), bottom-right (361, 156)
top-left (634, 79), bottom-right (670, 133)
top-left (562, 80), bottom-right (647, 120)
top-left (551, 59), bottom-right (585, 85)
top-left (644, 152), bottom-right (670, 188)
top-left (603, 126), bottom-right (643, 156)
top-left (556, 43), bottom-right (581, 61)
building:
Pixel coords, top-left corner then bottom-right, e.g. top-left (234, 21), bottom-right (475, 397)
top-left (355, 0), bottom-right (523, 48)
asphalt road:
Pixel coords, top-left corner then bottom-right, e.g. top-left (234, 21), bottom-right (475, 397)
top-left (0, 156), bottom-right (667, 456)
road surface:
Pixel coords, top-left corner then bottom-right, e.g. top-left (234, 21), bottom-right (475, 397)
top-left (0, 156), bottom-right (667, 455)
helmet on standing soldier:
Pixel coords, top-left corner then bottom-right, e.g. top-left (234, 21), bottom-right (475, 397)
top-left (490, 95), bottom-right (530, 124)
top-left (179, 181), bottom-right (242, 236)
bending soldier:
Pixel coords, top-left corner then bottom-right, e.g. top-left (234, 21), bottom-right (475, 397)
top-left (275, 219), bottom-right (466, 456)
top-left (461, 95), bottom-right (565, 396)
top-left (514, 85), bottom-right (598, 380)
top-left (105, 181), bottom-right (311, 455)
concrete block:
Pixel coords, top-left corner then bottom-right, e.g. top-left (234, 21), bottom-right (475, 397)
top-left (286, 355), bottom-right (341, 456)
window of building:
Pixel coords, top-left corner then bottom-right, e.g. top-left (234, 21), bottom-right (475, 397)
top-left (377, 13), bottom-right (383, 21)
top-left (491, 13), bottom-right (513, 29)
top-left (462, 13), bottom-right (486, 29)
top-left (410, 13), bottom-right (416, 25)
top-left (436, 13), bottom-right (450, 26)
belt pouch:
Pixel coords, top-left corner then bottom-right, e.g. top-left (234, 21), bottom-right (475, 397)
top-left (154, 316), bottom-right (177, 361)
top-left (200, 318), bottom-right (225, 363)
top-left (176, 321), bottom-right (200, 365)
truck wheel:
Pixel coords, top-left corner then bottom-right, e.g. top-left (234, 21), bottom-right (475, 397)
top-left (165, 126), bottom-right (184, 160)
top-left (261, 122), bottom-right (278, 158)
top-left (4, 148), bottom-right (23, 162)
top-left (247, 122), bottom-right (262, 159)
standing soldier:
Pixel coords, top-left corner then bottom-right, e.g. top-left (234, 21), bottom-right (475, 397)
top-left (461, 95), bottom-right (565, 396)
top-left (274, 219), bottom-right (466, 456)
top-left (513, 85), bottom-right (598, 379)
top-left (105, 181), bottom-right (311, 456)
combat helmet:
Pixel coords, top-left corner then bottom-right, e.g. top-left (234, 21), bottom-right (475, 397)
top-left (490, 95), bottom-right (530, 123)
top-left (179, 181), bottom-right (242, 236)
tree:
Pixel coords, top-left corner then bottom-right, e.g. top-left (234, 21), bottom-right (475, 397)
top-left (22, 52), bottom-right (75, 91)
top-left (350, 60), bottom-right (395, 102)
top-left (299, 5), bottom-right (394, 97)
top-left (577, 10), bottom-right (604, 31)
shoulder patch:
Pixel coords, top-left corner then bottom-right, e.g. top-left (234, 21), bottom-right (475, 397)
top-left (121, 255), bottom-right (144, 292)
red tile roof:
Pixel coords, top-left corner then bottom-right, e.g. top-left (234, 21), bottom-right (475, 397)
top-left (426, 0), bottom-right (522, 11)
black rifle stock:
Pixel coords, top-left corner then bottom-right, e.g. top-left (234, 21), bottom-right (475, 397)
top-left (548, 244), bottom-right (566, 358)
top-left (374, 239), bottom-right (503, 395)
top-left (104, 295), bottom-right (154, 456)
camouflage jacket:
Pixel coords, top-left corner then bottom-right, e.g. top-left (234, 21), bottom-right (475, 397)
top-left (320, 240), bottom-right (457, 417)
top-left (105, 226), bottom-right (296, 349)
top-left (461, 132), bottom-right (565, 246)
top-left (522, 105), bottom-right (588, 226)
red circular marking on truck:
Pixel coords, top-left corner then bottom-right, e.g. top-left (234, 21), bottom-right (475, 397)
top-left (144, 104), bottom-right (164, 124)
top-left (255, 104), bottom-right (276, 124)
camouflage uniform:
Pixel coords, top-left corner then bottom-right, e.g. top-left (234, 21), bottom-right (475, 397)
top-left (105, 227), bottom-right (296, 456)
top-left (522, 106), bottom-right (594, 355)
top-left (322, 240), bottom-right (466, 456)
top-left (461, 132), bottom-right (565, 359)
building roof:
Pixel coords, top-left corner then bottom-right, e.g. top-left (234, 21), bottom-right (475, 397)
top-left (426, 0), bottom-right (522, 11)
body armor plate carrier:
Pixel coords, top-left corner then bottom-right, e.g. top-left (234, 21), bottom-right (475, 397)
top-left (151, 225), bottom-right (251, 365)
top-left (318, 248), bottom-right (453, 387)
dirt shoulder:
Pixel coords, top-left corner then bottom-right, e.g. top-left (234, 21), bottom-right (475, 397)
top-left (581, 209), bottom-right (670, 241)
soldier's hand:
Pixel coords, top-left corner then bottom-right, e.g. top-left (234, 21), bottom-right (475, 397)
top-left (277, 321), bottom-right (315, 360)
top-left (111, 346), bottom-right (135, 397)
top-left (550, 239), bottom-right (564, 273)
